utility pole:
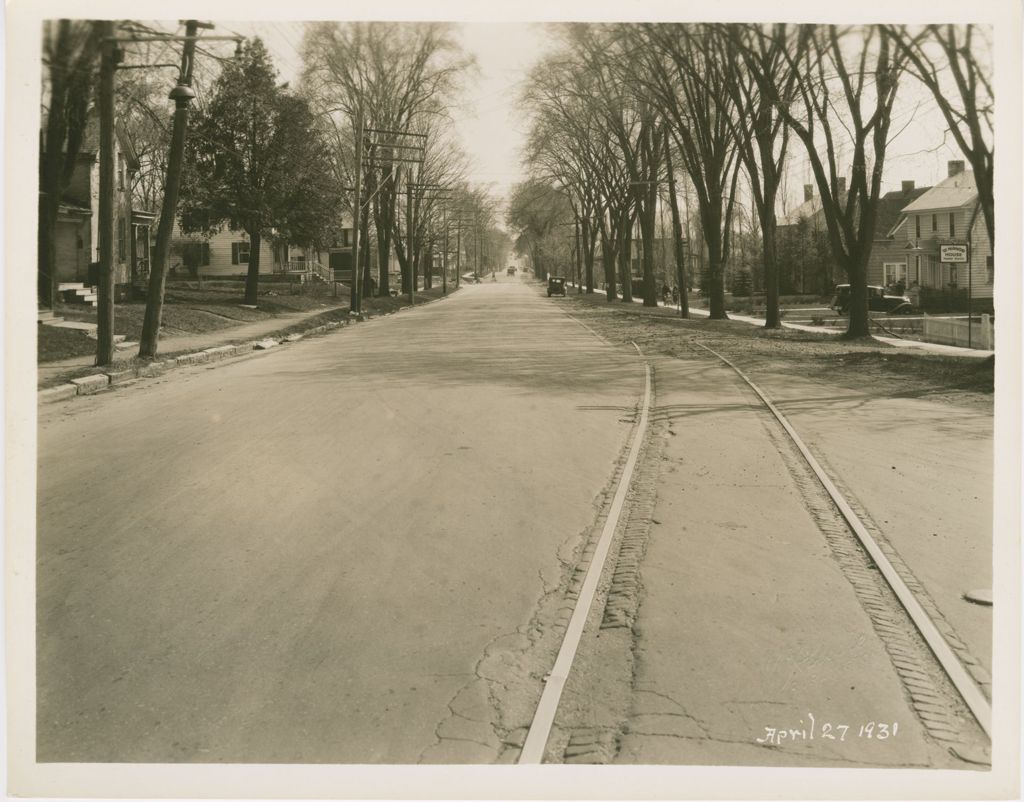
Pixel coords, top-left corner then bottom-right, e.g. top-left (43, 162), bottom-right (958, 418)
top-left (350, 104), bottom-right (364, 315)
top-left (96, 20), bottom-right (117, 366)
top-left (138, 19), bottom-right (205, 359)
top-left (575, 219), bottom-right (583, 294)
top-left (407, 177), bottom-right (415, 305)
top-left (442, 204), bottom-right (448, 295)
top-left (456, 222), bottom-right (462, 288)
top-left (473, 212), bottom-right (480, 279)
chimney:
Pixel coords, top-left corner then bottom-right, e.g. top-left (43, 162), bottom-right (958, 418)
top-left (902, 180), bottom-right (915, 193)
top-left (803, 184), bottom-right (813, 202)
top-left (948, 160), bottom-right (965, 177)
top-left (837, 177), bottom-right (847, 194)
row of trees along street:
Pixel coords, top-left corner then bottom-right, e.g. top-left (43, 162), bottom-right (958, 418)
top-left (39, 20), bottom-right (506, 365)
top-left (508, 23), bottom-right (993, 337)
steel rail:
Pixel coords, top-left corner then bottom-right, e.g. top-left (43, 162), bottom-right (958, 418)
top-left (519, 343), bottom-right (652, 763)
top-left (693, 340), bottom-right (992, 739)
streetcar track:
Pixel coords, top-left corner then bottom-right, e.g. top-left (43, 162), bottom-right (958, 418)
top-left (520, 294), bottom-right (989, 766)
top-left (691, 339), bottom-right (992, 745)
top-left (517, 340), bottom-right (653, 764)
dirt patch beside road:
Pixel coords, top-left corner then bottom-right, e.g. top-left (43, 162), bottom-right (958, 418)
top-left (560, 295), bottom-right (993, 413)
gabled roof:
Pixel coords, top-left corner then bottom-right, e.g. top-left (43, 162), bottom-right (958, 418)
top-left (778, 195), bottom-right (823, 227)
top-left (875, 185), bottom-right (931, 239)
top-left (900, 170), bottom-right (977, 213)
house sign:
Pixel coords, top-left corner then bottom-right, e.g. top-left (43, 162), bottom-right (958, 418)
top-left (940, 243), bottom-right (968, 263)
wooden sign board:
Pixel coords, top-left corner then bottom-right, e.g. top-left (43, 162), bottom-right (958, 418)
top-left (940, 244), bottom-right (969, 263)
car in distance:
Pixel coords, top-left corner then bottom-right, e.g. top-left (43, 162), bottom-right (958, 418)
top-left (547, 276), bottom-right (566, 297)
top-left (830, 283), bottom-right (913, 315)
top-left (507, 266), bottom-right (516, 276)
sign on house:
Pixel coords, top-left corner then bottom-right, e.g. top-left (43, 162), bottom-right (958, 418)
top-left (940, 244), bottom-right (968, 263)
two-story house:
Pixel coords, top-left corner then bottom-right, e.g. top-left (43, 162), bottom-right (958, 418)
top-left (866, 179), bottom-right (931, 289)
top-left (881, 161), bottom-right (992, 308)
top-left (43, 117), bottom-right (155, 302)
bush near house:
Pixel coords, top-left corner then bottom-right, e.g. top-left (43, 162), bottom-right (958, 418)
top-left (915, 287), bottom-right (993, 315)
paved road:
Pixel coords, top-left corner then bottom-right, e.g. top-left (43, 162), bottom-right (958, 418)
top-left (37, 280), bottom-right (643, 762)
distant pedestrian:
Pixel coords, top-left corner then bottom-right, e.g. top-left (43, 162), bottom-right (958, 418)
top-left (661, 283), bottom-right (670, 304)
top-left (671, 285), bottom-right (680, 306)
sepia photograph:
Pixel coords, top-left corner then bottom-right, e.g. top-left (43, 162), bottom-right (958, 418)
top-left (5, 0), bottom-right (1021, 799)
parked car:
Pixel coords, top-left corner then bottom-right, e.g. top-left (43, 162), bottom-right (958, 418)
top-left (830, 283), bottom-right (913, 315)
top-left (507, 266), bottom-right (516, 276)
top-left (547, 276), bottom-right (566, 297)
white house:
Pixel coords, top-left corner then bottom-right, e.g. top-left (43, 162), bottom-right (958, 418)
top-left (889, 161), bottom-right (992, 304)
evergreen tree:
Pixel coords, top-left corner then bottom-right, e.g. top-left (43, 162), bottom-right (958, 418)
top-left (180, 38), bottom-right (340, 306)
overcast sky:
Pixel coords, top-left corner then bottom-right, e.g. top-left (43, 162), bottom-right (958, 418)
top-left (200, 20), bottom-right (976, 219)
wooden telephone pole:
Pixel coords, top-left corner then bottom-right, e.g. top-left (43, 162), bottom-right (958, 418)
top-left (138, 19), bottom-right (205, 359)
top-left (95, 20), bottom-right (117, 365)
top-left (350, 105), bottom-right (364, 314)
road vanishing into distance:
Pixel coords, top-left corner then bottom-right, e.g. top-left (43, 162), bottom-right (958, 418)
top-left (37, 278), bottom-right (991, 767)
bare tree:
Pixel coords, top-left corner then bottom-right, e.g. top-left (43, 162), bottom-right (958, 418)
top-left (521, 52), bottom-right (616, 294)
top-left (770, 24), bottom-right (907, 338)
top-left (720, 24), bottom-right (800, 329)
top-left (302, 22), bottom-right (475, 296)
top-left (883, 24), bottom-right (994, 251)
top-left (636, 23), bottom-right (743, 320)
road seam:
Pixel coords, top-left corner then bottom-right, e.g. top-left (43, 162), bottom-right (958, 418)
top-left (518, 344), bottom-right (652, 764)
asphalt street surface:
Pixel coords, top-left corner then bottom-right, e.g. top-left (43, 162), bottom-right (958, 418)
top-left (36, 278), bottom-right (989, 767)
top-left (38, 279), bottom-right (641, 762)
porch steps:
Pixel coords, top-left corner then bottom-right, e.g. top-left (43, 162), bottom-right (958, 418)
top-left (57, 282), bottom-right (98, 307)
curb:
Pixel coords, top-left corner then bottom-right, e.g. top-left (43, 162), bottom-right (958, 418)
top-left (36, 304), bottom-right (415, 405)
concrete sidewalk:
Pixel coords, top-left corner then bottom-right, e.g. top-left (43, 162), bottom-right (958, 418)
top-left (38, 305), bottom-right (347, 389)
top-left (563, 284), bottom-right (994, 359)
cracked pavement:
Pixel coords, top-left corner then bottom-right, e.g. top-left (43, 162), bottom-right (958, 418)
top-left (607, 352), bottom-right (974, 768)
top-left (36, 280), bottom-right (642, 763)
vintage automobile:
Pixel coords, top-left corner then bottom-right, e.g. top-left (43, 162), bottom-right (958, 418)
top-left (547, 276), bottom-right (567, 297)
top-left (830, 283), bottom-right (913, 315)
top-left (507, 266), bottom-right (516, 276)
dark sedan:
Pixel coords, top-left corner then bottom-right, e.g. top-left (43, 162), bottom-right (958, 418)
top-left (831, 284), bottom-right (913, 315)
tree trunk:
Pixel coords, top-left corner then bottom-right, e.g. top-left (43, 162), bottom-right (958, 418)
top-left (618, 210), bottom-right (633, 303)
top-left (601, 230), bottom-right (617, 301)
top-left (664, 149), bottom-right (690, 319)
top-left (243, 229), bottom-right (262, 306)
top-left (582, 216), bottom-right (596, 293)
top-left (374, 185), bottom-right (394, 296)
top-left (424, 244), bottom-right (433, 290)
top-left (762, 208), bottom-right (781, 329)
top-left (639, 199), bottom-right (658, 307)
top-left (844, 256), bottom-right (871, 338)
top-left (360, 212), bottom-right (373, 296)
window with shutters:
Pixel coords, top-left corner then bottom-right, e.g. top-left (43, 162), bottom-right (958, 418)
top-left (915, 215), bottom-right (921, 238)
top-left (117, 218), bottom-right (126, 261)
top-left (948, 213), bottom-right (955, 238)
top-left (931, 213), bottom-right (937, 232)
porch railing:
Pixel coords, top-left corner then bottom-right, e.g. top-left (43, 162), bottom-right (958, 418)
top-left (278, 259), bottom-right (331, 283)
